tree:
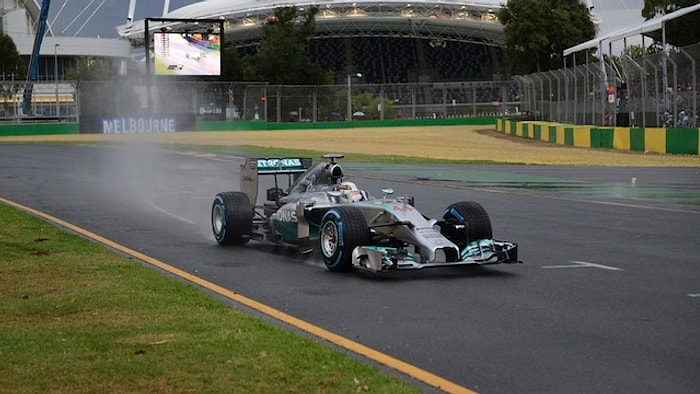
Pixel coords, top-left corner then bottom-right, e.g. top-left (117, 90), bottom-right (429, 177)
top-left (221, 44), bottom-right (244, 81)
top-left (641, 0), bottom-right (700, 47)
top-left (350, 91), bottom-right (395, 120)
top-left (625, 44), bottom-right (657, 60)
top-left (250, 6), bottom-right (332, 85)
top-left (66, 57), bottom-right (141, 117)
top-left (498, 0), bottom-right (596, 75)
top-left (0, 32), bottom-right (26, 119)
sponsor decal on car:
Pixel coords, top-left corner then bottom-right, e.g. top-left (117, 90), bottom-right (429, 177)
top-left (257, 158), bottom-right (303, 170)
top-left (275, 208), bottom-right (297, 223)
top-left (392, 204), bottom-right (414, 212)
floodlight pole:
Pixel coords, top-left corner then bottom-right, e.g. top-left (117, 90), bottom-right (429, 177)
top-left (54, 43), bottom-right (60, 117)
top-left (347, 72), bottom-right (362, 121)
top-left (661, 21), bottom-right (668, 117)
top-left (145, 18), bottom-right (153, 114)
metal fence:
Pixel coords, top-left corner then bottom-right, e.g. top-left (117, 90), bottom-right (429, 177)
top-left (7, 44), bottom-right (696, 128)
top-left (1, 79), bottom-right (520, 124)
top-left (514, 42), bottom-right (699, 128)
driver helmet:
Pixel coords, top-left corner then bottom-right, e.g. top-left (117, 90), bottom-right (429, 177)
top-left (340, 190), bottom-right (364, 203)
top-left (338, 181), bottom-right (359, 191)
top-left (338, 182), bottom-right (364, 203)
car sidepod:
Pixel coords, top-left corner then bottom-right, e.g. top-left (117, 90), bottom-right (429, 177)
top-left (270, 202), bottom-right (300, 243)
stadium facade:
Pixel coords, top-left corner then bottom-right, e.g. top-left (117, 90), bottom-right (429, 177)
top-left (118, 0), bottom-right (508, 83)
top-left (1, 0), bottom-right (130, 118)
top-left (3, 1), bottom-right (131, 75)
top-left (4, 0), bottom-right (513, 122)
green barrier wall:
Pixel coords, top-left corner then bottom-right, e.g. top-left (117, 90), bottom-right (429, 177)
top-left (0, 122), bottom-right (80, 136)
top-left (10, 118), bottom-right (697, 156)
top-left (496, 119), bottom-right (699, 155)
top-left (196, 116), bottom-right (500, 132)
top-left (1, 117), bottom-right (499, 136)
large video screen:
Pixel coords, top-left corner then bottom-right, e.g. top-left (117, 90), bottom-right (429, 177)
top-left (153, 32), bottom-right (221, 76)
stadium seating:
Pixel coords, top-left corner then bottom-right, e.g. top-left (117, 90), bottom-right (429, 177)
top-left (306, 37), bottom-right (498, 84)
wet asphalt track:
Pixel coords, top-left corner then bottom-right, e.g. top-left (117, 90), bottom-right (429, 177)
top-left (1, 143), bottom-right (699, 394)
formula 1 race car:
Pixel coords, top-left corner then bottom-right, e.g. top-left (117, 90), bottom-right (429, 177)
top-left (211, 154), bottom-right (520, 272)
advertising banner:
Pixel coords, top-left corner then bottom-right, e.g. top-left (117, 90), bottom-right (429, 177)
top-left (80, 114), bottom-right (196, 134)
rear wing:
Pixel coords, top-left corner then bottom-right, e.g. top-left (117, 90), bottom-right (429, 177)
top-left (240, 157), bottom-right (312, 205)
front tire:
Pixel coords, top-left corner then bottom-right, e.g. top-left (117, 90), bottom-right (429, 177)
top-left (320, 206), bottom-right (369, 272)
top-left (211, 192), bottom-right (253, 246)
top-left (441, 201), bottom-right (493, 250)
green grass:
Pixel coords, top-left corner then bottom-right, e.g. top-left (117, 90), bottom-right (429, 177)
top-left (204, 144), bottom-right (514, 165)
top-left (0, 203), bottom-right (420, 393)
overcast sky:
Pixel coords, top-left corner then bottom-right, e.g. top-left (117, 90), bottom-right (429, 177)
top-left (48, 0), bottom-right (648, 41)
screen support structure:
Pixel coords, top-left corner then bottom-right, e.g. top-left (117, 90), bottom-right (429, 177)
top-left (144, 17), bottom-right (224, 114)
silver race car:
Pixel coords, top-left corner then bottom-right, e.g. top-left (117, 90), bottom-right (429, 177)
top-left (211, 154), bottom-right (520, 272)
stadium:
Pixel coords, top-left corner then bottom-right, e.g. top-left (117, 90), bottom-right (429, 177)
top-left (111, 0), bottom-right (517, 123)
top-left (8, 1), bottom-right (696, 128)
top-left (118, 0), bottom-right (508, 84)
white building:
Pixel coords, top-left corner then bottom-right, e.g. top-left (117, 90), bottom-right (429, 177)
top-left (1, 0), bottom-right (131, 117)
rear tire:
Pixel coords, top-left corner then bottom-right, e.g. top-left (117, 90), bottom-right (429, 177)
top-left (441, 201), bottom-right (493, 249)
top-left (211, 192), bottom-right (253, 246)
top-left (320, 206), bottom-right (369, 272)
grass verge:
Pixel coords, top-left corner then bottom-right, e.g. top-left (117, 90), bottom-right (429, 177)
top-left (203, 144), bottom-right (515, 165)
top-left (2, 127), bottom-right (699, 166)
top-left (0, 202), bottom-right (420, 393)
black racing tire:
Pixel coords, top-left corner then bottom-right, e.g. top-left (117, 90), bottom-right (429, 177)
top-left (441, 201), bottom-right (493, 249)
top-left (211, 191), bottom-right (253, 246)
top-left (319, 206), bottom-right (369, 272)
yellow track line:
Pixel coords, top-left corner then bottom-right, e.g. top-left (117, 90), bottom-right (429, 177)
top-left (0, 196), bottom-right (476, 394)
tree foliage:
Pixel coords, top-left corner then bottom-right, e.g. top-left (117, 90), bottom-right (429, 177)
top-left (245, 6), bottom-right (332, 85)
top-left (0, 32), bottom-right (25, 79)
top-left (642, 0), bottom-right (698, 17)
top-left (221, 43), bottom-right (244, 81)
top-left (67, 57), bottom-right (140, 116)
top-left (641, 0), bottom-right (700, 47)
top-left (625, 44), bottom-right (657, 60)
top-left (349, 91), bottom-right (395, 121)
top-left (498, 0), bottom-right (596, 75)
top-left (0, 32), bottom-right (26, 118)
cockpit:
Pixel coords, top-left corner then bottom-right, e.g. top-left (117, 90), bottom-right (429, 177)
top-left (280, 160), bottom-right (367, 204)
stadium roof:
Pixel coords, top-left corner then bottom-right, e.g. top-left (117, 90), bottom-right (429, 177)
top-left (563, 3), bottom-right (700, 57)
top-left (117, 1), bottom-right (505, 47)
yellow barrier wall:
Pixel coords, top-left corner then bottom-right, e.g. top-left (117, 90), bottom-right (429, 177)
top-left (613, 128), bottom-right (631, 151)
top-left (644, 128), bottom-right (666, 153)
top-left (573, 127), bottom-right (591, 147)
top-left (516, 122), bottom-right (524, 137)
top-left (555, 126), bottom-right (566, 145)
top-left (497, 120), bottom-right (699, 155)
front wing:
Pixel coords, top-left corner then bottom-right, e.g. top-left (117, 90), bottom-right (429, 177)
top-left (351, 239), bottom-right (520, 272)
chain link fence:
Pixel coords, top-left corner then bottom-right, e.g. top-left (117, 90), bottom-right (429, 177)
top-left (514, 43), bottom-right (699, 128)
top-left (1, 79), bottom-right (520, 125)
top-left (7, 44), bottom-right (696, 129)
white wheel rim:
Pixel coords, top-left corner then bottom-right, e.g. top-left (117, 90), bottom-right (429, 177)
top-left (213, 205), bottom-right (224, 234)
top-left (321, 222), bottom-right (338, 257)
